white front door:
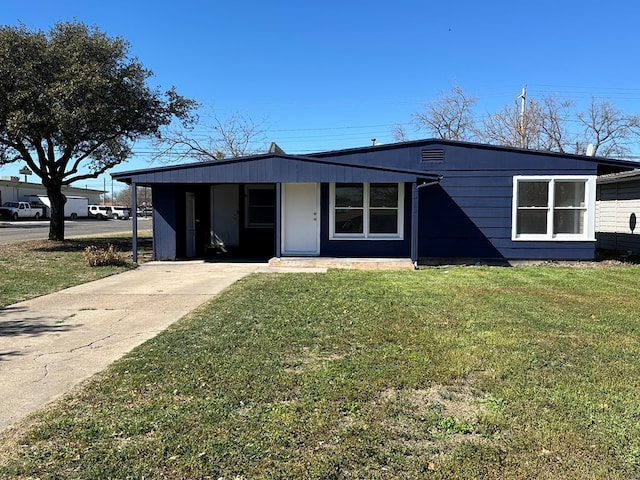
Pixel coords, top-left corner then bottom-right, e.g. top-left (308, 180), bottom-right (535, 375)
top-left (186, 192), bottom-right (196, 258)
top-left (211, 185), bottom-right (239, 246)
top-left (282, 183), bottom-right (320, 255)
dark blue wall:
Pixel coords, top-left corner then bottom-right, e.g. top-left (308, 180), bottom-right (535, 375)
top-left (120, 155), bottom-right (419, 185)
top-left (152, 185), bottom-right (178, 260)
top-left (412, 145), bottom-right (597, 261)
top-left (319, 183), bottom-right (412, 258)
top-left (317, 142), bottom-right (601, 261)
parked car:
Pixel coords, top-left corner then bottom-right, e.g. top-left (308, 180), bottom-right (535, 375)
top-left (111, 206), bottom-right (131, 220)
top-left (137, 207), bottom-right (153, 217)
top-left (0, 201), bottom-right (43, 220)
top-left (88, 205), bottom-right (113, 219)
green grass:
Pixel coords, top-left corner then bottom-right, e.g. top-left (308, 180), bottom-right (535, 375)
top-left (2, 264), bottom-right (640, 478)
top-left (0, 234), bottom-right (152, 307)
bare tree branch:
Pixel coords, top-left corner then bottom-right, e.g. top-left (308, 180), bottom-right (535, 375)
top-left (403, 86), bottom-right (640, 158)
top-left (577, 98), bottom-right (640, 157)
top-left (156, 110), bottom-right (269, 163)
top-left (411, 86), bottom-right (478, 141)
top-left (537, 96), bottom-right (575, 153)
top-left (392, 123), bottom-right (410, 142)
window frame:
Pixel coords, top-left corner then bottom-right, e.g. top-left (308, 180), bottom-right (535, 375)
top-left (329, 182), bottom-right (404, 240)
top-left (511, 175), bottom-right (596, 241)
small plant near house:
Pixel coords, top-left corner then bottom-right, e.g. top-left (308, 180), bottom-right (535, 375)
top-left (0, 234), bottom-right (152, 307)
top-left (83, 244), bottom-right (126, 267)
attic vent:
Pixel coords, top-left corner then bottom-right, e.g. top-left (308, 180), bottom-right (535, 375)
top-left (421, 149), bottom-right (445, 162)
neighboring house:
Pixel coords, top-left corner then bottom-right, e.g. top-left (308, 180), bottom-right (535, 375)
top-left (111, 139), bottom-right (638, 265)
top-left (596, 170), bottom-right (640, 255)
top-left (0, 177), bottom-right (103, 206)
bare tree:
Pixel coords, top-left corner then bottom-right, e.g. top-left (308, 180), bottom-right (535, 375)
top-left (392, 123), bottom-right (410, 142)
top-left (114, 186), bottom-right (151, 207)
top-left (156, 110), bottom-right (269, 162)
top-left (481, 95), bottom-right (640, 156)
top-left (481, 98), bottom-right (544, 149)
top-left (482, 95), bottom-right (587, 152)
top-left (411, 87), bottom-right (478, 141)
top-left (576, 98), bottom-right (640, 157)
top-left (405, 86), bottom-right (640, 158)
top-left (537, 96), bottom-right (577, 153)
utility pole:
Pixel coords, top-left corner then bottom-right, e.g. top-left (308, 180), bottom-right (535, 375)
top-left (518, 86), bottom-right (527, 148)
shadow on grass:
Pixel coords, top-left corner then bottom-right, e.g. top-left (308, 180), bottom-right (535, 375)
top-left (29, 237), bottom-right (153, 254)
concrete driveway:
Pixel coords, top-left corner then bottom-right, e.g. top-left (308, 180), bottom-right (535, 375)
top-left (0, 261), bottom-right (325, 432)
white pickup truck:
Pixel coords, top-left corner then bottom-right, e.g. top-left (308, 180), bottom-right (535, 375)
top-left (0, 201), bottom-right (43, 220)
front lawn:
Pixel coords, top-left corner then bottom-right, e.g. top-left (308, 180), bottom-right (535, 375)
top-left (1, 265), bottom-right (639, 479)
top-left (0, 234), bottom-right (152, 307)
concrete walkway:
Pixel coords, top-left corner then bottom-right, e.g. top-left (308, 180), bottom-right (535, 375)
top-left (0, 261), bottom-right (326, 432)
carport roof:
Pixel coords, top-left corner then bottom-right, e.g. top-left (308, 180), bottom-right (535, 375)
top-left (111, 153), bottom-right (443, 186)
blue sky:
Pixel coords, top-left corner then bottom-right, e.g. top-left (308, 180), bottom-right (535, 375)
top-left (2, 0), bottom-right (640, 192)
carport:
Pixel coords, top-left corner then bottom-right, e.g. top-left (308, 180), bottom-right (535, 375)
top-left (111, 152), bottom-right (441, 264)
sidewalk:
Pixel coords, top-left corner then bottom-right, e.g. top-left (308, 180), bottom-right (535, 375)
top-left (0, 261), bottom-right (326, 432)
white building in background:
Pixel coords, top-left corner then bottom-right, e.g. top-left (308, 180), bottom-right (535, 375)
top-left (0, 176), bottom-right (104, 206)
top-left (596, 170), bottom-right (640, 255)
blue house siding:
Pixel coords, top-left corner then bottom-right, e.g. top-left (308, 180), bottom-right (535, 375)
top-left (152, 184), bottom-right (178, 260)
top-left (312, 142), bottom-right (605, 180)
top-left (418, 165), bottom-right (597, 261)
top-left (310, 143), bottom-right (604, 261)
top-left (121, 155), bottom-right (424, 185)
top-left (319, 183), bottom-right (412, 258)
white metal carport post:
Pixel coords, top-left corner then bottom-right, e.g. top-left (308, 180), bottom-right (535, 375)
top-left (131, 182), bottom-right (138, 263)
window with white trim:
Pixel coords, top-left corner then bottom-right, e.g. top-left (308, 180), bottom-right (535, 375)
top-left (330, 183), bottom-right (404, 239)
top-left (512, 176), bottom-right (596, 241)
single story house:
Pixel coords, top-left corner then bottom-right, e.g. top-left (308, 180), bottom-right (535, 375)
top-left (596, 170), bottom-right (640, 255)
top-left (111, 139), bottom-right (639, 265)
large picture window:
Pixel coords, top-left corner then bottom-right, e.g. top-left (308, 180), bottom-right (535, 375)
top-left (330, 183), bottom-right (404, 239)
top-left (512, 176), bottom-right (595, 241)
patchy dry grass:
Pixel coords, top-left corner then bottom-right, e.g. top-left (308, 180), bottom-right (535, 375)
top-left (0, 234), bottom-right (152, 306)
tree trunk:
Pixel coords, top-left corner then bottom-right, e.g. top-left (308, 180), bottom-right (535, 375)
top-left (47, 188), bottom-right (67, 241)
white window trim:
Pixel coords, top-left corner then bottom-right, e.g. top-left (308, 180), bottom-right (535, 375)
top-left (329, 182), bottom-right (404, 240)
top-left (512, 175), bottom-right (596, 241)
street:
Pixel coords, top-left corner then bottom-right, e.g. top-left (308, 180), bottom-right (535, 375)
top-left (0, 217), bottom-right (151, 245)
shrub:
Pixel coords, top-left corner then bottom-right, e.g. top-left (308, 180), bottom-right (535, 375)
top-left (84, 244), bottom-right (126, 267)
